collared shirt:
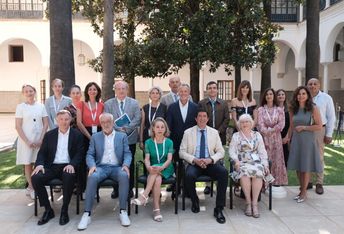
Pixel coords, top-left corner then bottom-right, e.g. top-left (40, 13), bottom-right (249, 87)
top-left (179, 100), bottom-right (189, 122)
top-left (101, 131), bottom-right (118, 165)
top-left (313, 91), bottom-right (336, 137)
top-left (53, 128), bottom-right (71, 164)
top-left (195, 127), bottom-right (209, 158)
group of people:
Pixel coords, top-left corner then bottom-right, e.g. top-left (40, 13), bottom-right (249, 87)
top-left (14, 75), bottom-right (335, 229)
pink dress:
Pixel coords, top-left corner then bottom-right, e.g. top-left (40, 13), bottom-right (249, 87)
top-left (257, 105), bottom-right (288, 185)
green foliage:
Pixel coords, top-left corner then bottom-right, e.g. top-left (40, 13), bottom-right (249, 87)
top-left (73, 0), bottom-right (282, 80)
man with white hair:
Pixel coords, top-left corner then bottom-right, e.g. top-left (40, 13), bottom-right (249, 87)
top-left (161, 76), bottom-right (193, 108)
top-left (77, 113), bottom-right (132, 230)
top-left (104, 81), bottom-right (141, 198)
top-left (307, 78), bottom-right (336, 195)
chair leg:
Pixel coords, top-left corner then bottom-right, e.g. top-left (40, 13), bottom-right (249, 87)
top-left (269, 183), bottom-right (272, 210)
top-left (210, 181), bottom-right (214, 197)
top-left (76, 184), bottom-right (80, 215)
top-left (135, 177), bottom-right (138, 214)
top-left (34, 192), bottom-right (38, 216)
top-left (182, 177), bottom-right (185, 211)
top-left (50, 186), bottom-right (54, 202)
top-left (229, 180), bottom-right (233, 209)
top-left (96, 187), bottom-right (100, 203)
top-left (127, 197), bottom-right (131, 216)
top-left (175, 182), bottom-right (178, 214)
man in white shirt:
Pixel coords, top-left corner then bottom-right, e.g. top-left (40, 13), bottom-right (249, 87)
top-left (77, 113), bottom-right (132, 230)
top-left (307, 78), bottom-right (336, 194)
top-left (31, 110), bottom-right (84, 226)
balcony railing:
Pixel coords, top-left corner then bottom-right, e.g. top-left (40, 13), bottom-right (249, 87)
top-left (271, 13), bottom-right (297, 22)
top-left (0, 3), bottom-right (43, 19)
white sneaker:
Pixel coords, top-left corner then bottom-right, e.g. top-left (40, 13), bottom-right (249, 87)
top-left (119, 210), bottom-right (130, 227)
top-left (26, 188), bottom-right (35, 200)
top-left (78, 212), bottom-right (91, 231)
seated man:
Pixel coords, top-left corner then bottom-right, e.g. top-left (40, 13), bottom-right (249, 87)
top-left (179, 109), bottom-right (228, 224)
top-left (77, 113), bottom-right (132, 230)
top-left (32, 110), bottom-right (84, 226)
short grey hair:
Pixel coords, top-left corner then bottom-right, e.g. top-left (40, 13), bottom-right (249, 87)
top-left (113, 80), bottom-right (129, 90)
top-left (179, 83), bottom-right (190, 91)
top-left (148, 86), bottom-right (163, 98)
top-left (237, 114), bottom-right (254, 129)
top-left (99, 113), bottom-right (114, 122)
top-left (56, 109), bottom-right (71, 118)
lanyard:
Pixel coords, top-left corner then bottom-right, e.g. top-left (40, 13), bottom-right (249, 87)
top-left (88, 102), bottom-right (98, 123)
top-left (241, 100), bottom-right (248, 114)
top-left (154, 138), bottom-right (165, 164)
top-left (240, 130), bottom-right (254, 149)
top-left (264, 105), bottom-right (276, 124)
top-left (148, 103), bottom-right (160, 124)
top-left (52, 96), bottom-right (64, 114)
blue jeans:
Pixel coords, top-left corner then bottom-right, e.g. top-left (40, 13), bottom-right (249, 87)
top-left (84, 164), bottom-right (129, 212)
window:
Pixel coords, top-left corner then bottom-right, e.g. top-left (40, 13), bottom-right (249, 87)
top-left (9, 45), bottom-right (24, 62)
top-left (217, 80), bottom-right (234, 101)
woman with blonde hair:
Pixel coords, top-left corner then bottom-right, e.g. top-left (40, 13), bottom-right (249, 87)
top-left (15, 84), bottom-right (48, 199)
top-left (132, 117), bottom-right (174, 222)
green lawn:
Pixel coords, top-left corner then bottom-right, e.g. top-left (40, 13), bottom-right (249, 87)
top-left (1, 143), bottom-right (343, 188)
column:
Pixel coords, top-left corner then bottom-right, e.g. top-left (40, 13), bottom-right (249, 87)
top-left (325, 0), bottom-right (330, 9)
top-left (199, 68), bottom-right (205, 100)
top-left (296, 68), bottom-right (304, 86)
top-left (298, 4), bottom-right (303, 23)
top-left (322, 63), bottom-right (329, 93)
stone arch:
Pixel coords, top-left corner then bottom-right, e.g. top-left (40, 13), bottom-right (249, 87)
top-left (322, 22), bottom-right (344, 63)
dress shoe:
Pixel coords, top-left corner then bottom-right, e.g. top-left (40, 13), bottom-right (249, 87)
top-left (203, 186), bottom-right (211, 195)
top-left (59, 212), bottom-right (69, 225)
top-left (315, 184), bottom-right (324, 194)
top-left (191, 201), bottom-right (200, 213)
top-left (111, 189), bottom-right (119, 199)
top-left (307, 182), bottom-right (313, 190)
top-left (37, 209), bottom-right (55, 225)
top-left (214, 207), bottom-right (226, 224)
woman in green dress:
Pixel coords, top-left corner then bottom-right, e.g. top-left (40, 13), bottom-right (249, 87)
top-left (131, 117), bottom-right (174, 222)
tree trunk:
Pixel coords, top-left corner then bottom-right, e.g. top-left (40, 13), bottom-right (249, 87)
top-left (234, 65), bottom-right (241, 95)
top-left (102, 0), bottom-right (114, 101)
top-left (49, 0), bottom-right (75, 95)
top-left (260, 0), bottom-right (272, 95)
top-left (126, 10), bottom-right (136, 98)
top-left (305, 0), bottom-right (320, 83)
top-left (190, 61), bottom-right (200, 103)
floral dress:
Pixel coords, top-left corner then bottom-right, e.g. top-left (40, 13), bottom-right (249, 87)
top-left (229, 131), bottom-right (268, 181)
top-left (257, 106), bottom-right (288, 185)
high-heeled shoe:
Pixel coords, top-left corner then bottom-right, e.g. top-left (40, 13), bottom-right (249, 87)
top-left (131, 193), bottom-right (148, 206)
top-left (293, 194), bottom-right (301, 200)
top-left (297, 196), bottom-right (306, 203)
top-left (153, 209), bottom-right (163, 222)
top-left (244, 204), bottom-right (252, 216)
top-left (252, 204), bottom-right (260, 218)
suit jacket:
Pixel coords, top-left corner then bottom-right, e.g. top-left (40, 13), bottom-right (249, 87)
top-left (198, 98), bottom-right (229, 144)
top-left (104, 97), bottom-right (141, 145)
top-left (179, 126), bottom-right (224, 164)
top-left (166, 101), bottom-right (198, 152)
top-left (45, 95), bottom-right (72, 130)
top-left (86, 131), bottom-right (132, 168)
top-left (161, 92), bottom-right (193, 108)
top-left (35, 128), bottom-right (84, 169)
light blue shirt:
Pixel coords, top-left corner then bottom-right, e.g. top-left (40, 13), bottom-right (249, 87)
top-left (195, 127), bottom-right (209, 158)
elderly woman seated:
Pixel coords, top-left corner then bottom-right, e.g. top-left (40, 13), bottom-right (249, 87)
top-left (229, 114), bottom-right (272, 218)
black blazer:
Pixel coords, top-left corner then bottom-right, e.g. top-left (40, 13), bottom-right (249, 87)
top-left (35, 128), bottom-right (84, 168)
top-left (166, 101), bottom-right (198, 152)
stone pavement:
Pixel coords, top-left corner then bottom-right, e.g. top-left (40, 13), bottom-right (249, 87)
top-left (1, 186), bottom-right (344, 234)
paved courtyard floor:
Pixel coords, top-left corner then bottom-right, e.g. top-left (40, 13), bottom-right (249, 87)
top-left (1, 186), bottom-right (344, 234)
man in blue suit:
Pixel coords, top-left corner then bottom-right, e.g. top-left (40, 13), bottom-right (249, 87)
top-left (77, 113), bottom-right (132, 230)
top-left (166, 83), bottom-right (198, 191)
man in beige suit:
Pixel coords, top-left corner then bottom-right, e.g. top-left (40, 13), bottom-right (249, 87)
top-left (179, 109), bottom-right (228, 224)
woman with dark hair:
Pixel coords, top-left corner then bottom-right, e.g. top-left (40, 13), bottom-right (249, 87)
top-left (257, 88), bottom-right (287, 186)
top-left (231, 80), bottom-right (257, 131)
top-left (287, 86), bottom-right (322, 203)
top-left (64, 85), bottom-right (82, 128)
top-left (77, 82), bottom-right (104, 140)
top-left (276, 89), bottom-right (290, 167)
top-left (77, 82), bottom-right (104, 193)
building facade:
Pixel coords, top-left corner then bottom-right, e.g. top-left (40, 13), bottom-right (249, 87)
top-left (0, 0), bottom-right (343, 111)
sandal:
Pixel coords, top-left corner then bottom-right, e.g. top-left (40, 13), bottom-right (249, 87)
top-left (252, 204), bottom-right (260, 218)
top-left (244, 203), bottom-right (252, 216)
top-left (131, 193), bottom-right (148, 206)
top-left (153, 209), bottom-right (163, 222)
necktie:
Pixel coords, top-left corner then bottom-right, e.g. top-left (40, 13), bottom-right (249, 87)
top-left (200, 129), bottom-right (205, 159)
top-left (174, 94), bottom-right (178, 102)
top-left (211, 100), bottom-right (216, 128)
top-left (120, 101), bottom-right (124, 113)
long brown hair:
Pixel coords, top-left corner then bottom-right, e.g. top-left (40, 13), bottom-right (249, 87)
top-left (290, 86), bottom-right (314, 114)
top-left (236, 80), bottom-right (252, 102)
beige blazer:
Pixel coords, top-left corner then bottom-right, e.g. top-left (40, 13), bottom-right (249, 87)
top-left (179, 125), bottom-right (224, 164)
